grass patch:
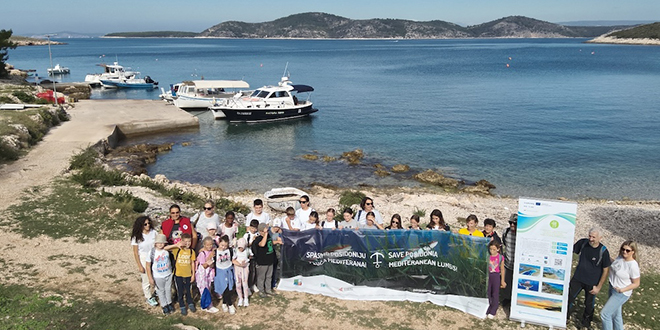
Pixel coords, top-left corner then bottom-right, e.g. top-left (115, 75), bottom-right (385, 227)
top-left (412, 207), bottom-right (426, 218)
top-left (0, 283), bottom-right (218, 330)
top-left (0, 107), bottom-right (69, 162)
top-left (6, 179), bottom-right (142, 242)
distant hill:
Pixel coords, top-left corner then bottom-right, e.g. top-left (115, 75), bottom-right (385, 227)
top-left (9, 35), bottom-right (66, 46)
top-left (104, 31), bottom-right (198, 38)
top-left (558, 20), bottom-right (656, 26)
top-left (607, 22), bottom-right (660, 39)
top-left (105, 13), bottom-right (634, 39)
top-left (199, 12), bottom-right (471, 38)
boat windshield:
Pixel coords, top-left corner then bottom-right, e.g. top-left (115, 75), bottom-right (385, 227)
top-left (250, 90), bottom-right (270, 98)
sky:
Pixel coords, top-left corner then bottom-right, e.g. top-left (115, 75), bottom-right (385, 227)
top-left (3, 0), bottom-right (659, 35)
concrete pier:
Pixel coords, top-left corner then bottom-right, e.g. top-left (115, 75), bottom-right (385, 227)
top-left (0, 99), bottom-right (198, 205)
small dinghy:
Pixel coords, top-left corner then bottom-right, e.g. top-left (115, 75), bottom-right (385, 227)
top-left (264, 187), bottom-right (307, 212)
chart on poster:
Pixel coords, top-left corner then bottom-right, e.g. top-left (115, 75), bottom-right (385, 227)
top-left (510, 198), bottom-right (577, 328)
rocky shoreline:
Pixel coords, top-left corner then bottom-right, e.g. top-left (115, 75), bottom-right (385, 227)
top-left (586, 35), bottom-right (660, 45)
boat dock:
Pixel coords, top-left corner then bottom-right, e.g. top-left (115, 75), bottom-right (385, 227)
top-left (71, 99), bottom-right (199, 146)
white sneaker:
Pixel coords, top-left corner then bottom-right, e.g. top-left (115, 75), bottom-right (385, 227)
top-left (252, 285), bottom-right (259, 293)
top-left (237, 298), bottom-right (243, 307)
top-left (221, 304), bottom-right (229, 313)
top-left (243, 298), bottom-right (249, 307)
top-left (206, 306), bottom-right (219, 313)
top-left (487, 314), bottom-right (495, 319)
top-left (228, 305), bottom-right (236, 315)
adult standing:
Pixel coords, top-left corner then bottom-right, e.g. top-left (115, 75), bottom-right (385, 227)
top-left (600, 240), bottom-right (641, 330)
top-left (295, 195), bottom-right (314, 225)
top-left (354, 197), bottom-right (383, 226)
top-left (161, 204), bottom-right (198, 248)
top-left (131, 216), bottom-right (158, 306)
top-left (193, 200), bottom-right (221, 241)
top-left (501, 213), bottom-right (517, 307)
top-left (567, 228), bottom-right (611, 329)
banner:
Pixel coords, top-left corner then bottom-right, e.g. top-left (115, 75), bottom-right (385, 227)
top-left (278, 229), bottom-right (490, 317)
top-left (510, 198), bottom-right (577, 328)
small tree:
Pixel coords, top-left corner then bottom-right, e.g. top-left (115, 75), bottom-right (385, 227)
top-left (0, 29), bottom-right (18, 78)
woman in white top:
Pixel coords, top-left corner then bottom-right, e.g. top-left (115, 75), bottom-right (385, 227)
top-left (354, 197), bottom-right (383, 226)
top-left (295, 195), bottom-right (314, 225)
top-left (600, 240), bottom-right (641, 330)
top-left (130, 215), bottom-right (158, 306)
top-left (194, 200), bottom-right (221, 240)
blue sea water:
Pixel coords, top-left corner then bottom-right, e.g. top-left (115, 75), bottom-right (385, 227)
top-left (8, 38), bottom-right (660, 199)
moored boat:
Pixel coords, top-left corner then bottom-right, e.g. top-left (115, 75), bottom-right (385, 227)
top-left (172, 80), bottom-right (250, 111)
top-left (209, 76), bottom-right (316, 122)
top-left (101, 75), bottom-right (158, 89)
top-left (47, 64), bottom-right (70, 75)
top-left (84, 61), bottom-right (137, 87)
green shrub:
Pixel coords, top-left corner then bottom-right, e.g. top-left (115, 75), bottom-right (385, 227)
top-left (71, 165), bottom-right (127, 187)
top-left (338, 190), bottom-right (366, 207)
top-left (69, 148), bottom-right (100, 170)
top-left (39, 108), bottom-right (59, 126)
top-left (413, 207), bottom-right (426, 218)
top-left (215, 197), bottom-right (250, 215)
top-left (0, 142), bottom-right (20, 161)
top-left (0, 95), bottom-right (13, 103)
top-left (11, 91), bottom-right (35, 103)
top-left (111, 190), bottom-right (149, 213)
top-left (57, 108), bottom-right (69, 121)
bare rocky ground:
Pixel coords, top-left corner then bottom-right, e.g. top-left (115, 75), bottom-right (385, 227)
top-left (1, 104), bottom-right (658, 329)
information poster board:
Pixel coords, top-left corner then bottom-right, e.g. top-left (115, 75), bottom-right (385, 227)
top-left (510, 198), bottom-right (577, 328)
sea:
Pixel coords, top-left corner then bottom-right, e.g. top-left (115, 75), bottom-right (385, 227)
top-left (8, 38), bottom-right (660, 200)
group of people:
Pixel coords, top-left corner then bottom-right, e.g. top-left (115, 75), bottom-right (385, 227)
top-left (130, 200), bottom-right (281, 316)
top-left (130, 195), bottom-right (641, 328)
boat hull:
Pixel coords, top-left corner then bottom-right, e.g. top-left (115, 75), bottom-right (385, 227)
top-left (215, 104), bottom-right (317, 122)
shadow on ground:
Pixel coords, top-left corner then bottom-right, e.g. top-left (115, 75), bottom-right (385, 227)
top-left (588, 206), bottom-right (660, 247)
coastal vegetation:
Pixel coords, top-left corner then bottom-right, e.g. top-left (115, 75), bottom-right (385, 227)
top-left (607, 22), bottom-right (660, 39)
top-left (0, 29), bottom-right (17, 78)
top-left (105, 13), bottom-right (634, 39)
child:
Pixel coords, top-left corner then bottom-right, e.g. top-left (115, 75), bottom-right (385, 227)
top-left (300, 211), bottom-right (320, 231)
top-left (214, 235), bottom-right (236, 314)
top-left (246, 198), bottom-right (271, 225)
top-left (243, 219), bottom-right (260, 293)
top-left (360, 212), bottom-right (384, 230)
top-left (196, 236), bottom-right (219, 313)
top-left (282, 206), bottom-right (300, 231)
top-left (487, 240), bottom-right (506, 319)
top-left (207, 223), bottom-right (219, 248)
top-left (146, 234), bottom-right (174, 314)
top-left (253, 223), bottom-right (276, 296)
top-left (458, 214), bottom-right (485, 237)
top-left (426, 209), bottom-right (450, 231)
top-left (409, 214), bottom-right (421, 230)
top-left (220, 211), bottom-right (239, 247)
top-left (233, 237), bottom-right (251, 307)
top-left (270, 218), bottom-right (284, 290)
top-left (482, 218), bottom-right (502, 245)
top-left (339, 208), bottom-right (359, 230)
top-left (386, 214), bottom-right (403, 230)
top-left (321, 208), bottom-right (338, 229)
top-left (165, 233), bottom-right (196, 316)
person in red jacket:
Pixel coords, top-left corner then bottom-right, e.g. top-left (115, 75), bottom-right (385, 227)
top-left (161, 204), bottom-right (198, 248)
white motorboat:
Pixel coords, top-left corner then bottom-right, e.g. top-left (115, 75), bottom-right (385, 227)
top-left (84, 61), bottom-right (137, 87)
top-left (47, 64), bottom-right (70, 75)
top-left (159, 83), bottom-right (184, 103)
top-left (100, 75), bottom-right (158, 89)
top-left (209, 76), bottom-right (317, 122)
top-left (172, 80), bottom-right (250, 111)
top-left (264, 187), bottom-right (307, 212)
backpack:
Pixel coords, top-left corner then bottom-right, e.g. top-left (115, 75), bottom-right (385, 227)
top-left (169, 249), bottom-right (182, 273)
top-left (321, 220), bottom-right (339, 229)
top-left (149, 248), bottom-right (176, 274)
top-left (577, 239), bottom-right (607, 267)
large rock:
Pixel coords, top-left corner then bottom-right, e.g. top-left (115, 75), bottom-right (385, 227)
top-left (105, 143), bottom-right (174, 175)
top-left (462, 179), bottom-right (496, 195)
top-left (391, 164), bottom-right (410, 173)
top-left (413, 169), bottom-right (459, 188)
top-left (341, 149), bottom-right (364, 165)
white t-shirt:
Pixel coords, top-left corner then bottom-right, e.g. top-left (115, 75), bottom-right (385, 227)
top-left (321, 220), bottom-right (337, 229)
top-left (234, 247), bottom-right (250, 266)
top-left (609, 256), bottom-right (641, 297)
top-left (147, 248), bottom-right (173, 278)
top-left (215, 248), bottom-right (233, 270)
top-left (246, 211), bottom-right (271, 225)
top-left (354, 209), bottom-right (384, 226)
top-left (220, 223), bottom-right (238, 246)
top-left (300, 221), bottom-right (318, 231)
top-left (281, 215), bottom-right (300, 230)
top-left (131, 230), bottom-right (157, 257)
top-left (295, 208), bottom-right (314, 224)
top-left (243, 231), bottom-right (260, 247)
top-left (194, 213), bottom-right (221, 239)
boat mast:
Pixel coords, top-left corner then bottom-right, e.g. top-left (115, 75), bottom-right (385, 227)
top-left (46, 34), bottom-right (58, 107)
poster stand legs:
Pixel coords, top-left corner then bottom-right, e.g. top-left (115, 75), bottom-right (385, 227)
top-left (520, 320), bottom-right (526, 328)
